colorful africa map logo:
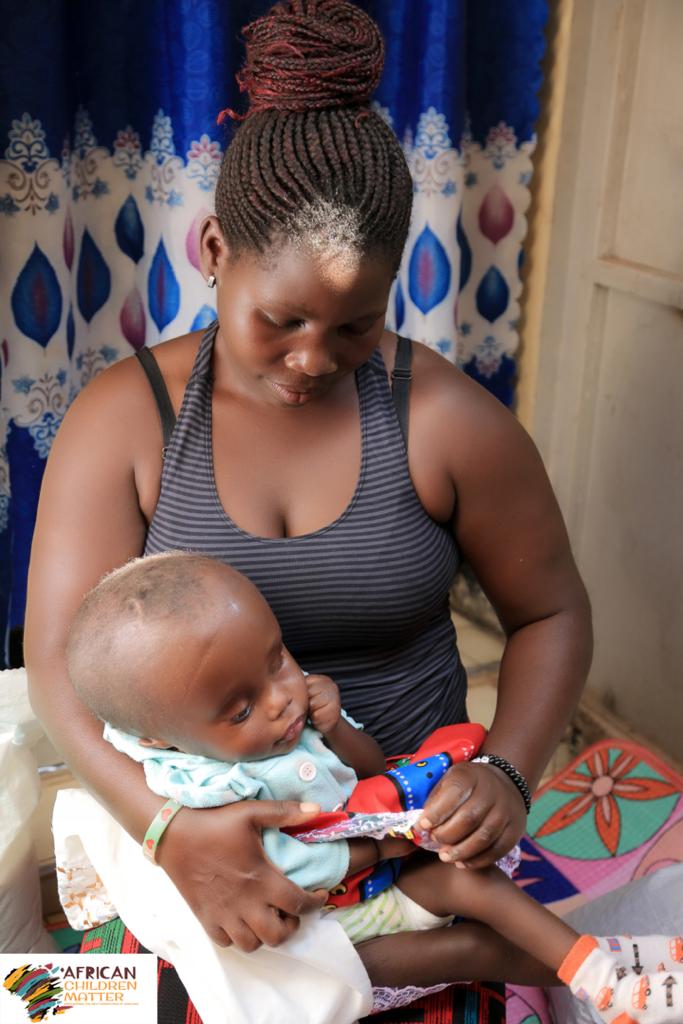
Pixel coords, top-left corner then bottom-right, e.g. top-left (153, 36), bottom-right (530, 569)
top-left (3, 964), bottom-right (71, 1021)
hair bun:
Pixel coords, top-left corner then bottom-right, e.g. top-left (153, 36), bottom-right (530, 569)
top-left (219, 0), bottom-right (384, 122)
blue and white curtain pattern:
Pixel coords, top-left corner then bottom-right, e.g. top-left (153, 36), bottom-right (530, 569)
top-left (0, 0), bottom-right (547, 665)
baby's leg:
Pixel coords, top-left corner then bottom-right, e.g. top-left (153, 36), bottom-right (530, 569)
top-left (396, 850), bottom-right (578, 972)
top-left (356, 918), bottom-right (560, 989)
top-left (388, 852), bottom-right (683, 1022)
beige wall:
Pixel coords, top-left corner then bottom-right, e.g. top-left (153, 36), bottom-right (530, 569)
top-left (518, 0), bottom-right (683, 760)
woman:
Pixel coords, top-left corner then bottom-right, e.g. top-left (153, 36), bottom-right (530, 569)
top-left (25, 0), bottom-right (591, 986)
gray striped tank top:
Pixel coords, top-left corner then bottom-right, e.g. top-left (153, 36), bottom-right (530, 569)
top-left (144, 322), bottom-right (467, 756)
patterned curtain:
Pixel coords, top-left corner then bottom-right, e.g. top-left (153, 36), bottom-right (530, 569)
top-left (0, 0), bottom-right (547, 666)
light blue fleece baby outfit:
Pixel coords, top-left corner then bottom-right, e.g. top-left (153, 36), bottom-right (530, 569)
top-left (104, 713), bottom-right (361, 892)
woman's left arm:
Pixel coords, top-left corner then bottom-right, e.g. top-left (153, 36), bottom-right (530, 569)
top-left (409, 347), bottom-right (593, 867)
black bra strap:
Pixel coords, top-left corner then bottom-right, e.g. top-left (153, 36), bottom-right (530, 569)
top-left (136, 347), bottom-right (176, 457)
top-left (391, 335), bottom-right (412, 445)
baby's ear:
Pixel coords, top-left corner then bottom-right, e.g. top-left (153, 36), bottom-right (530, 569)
top-left (138, 736), bottom-right (172, 749)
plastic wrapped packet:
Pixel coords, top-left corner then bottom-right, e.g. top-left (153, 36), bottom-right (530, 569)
top-left (295, 808), bottom-right (522, 877)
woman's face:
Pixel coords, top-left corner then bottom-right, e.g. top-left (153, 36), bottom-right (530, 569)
top-left (202, 222), bottom-right (396, 407)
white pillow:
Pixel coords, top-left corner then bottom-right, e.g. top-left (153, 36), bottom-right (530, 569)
top-left (548, 864), bottom-right (683, 1023)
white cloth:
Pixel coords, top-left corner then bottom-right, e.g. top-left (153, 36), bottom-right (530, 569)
top-left (0, 668), bottom-right (57, 953)
top-left (52, 788), bottom-right (373, 1024)
top-left (548, 865), bottom-right (683, 1024)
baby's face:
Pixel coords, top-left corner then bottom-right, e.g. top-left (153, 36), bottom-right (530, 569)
top-left (145, 574), bottom-right (309, 762)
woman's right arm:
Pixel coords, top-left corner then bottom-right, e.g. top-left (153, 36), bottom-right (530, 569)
top-left (24, 357), bottom-right (324, 950)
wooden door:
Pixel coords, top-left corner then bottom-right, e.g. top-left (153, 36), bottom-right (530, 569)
top-left (522, 0), bottom-right (683, 758)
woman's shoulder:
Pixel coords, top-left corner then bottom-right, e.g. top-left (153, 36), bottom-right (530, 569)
top-left (379, 332), bottom-right (542, 524)
top-left (72, 330), bottom-right (203, 417)
top-left (380, 332), bottom-right (521, 447)
top-left (49, 330), bottom-right (205, 515)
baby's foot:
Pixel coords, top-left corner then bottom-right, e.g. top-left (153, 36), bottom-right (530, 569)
top-left (558, 934), bottom-right (683, 1023)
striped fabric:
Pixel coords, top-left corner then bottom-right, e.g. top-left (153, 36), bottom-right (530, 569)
top-left (144, 322), bottom-right (466, 756)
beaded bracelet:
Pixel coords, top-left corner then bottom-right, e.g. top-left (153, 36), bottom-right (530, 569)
top-left (143, 798), bottom-right (184, 863)
top-left (471, 754), bottom-right (532, 814)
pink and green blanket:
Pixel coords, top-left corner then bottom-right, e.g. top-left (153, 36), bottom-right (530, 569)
top-left (507, 739), bottom-right (683, 1024)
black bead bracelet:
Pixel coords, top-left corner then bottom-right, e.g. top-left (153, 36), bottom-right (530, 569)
top-left (472, 754), bottom-right (532, 814)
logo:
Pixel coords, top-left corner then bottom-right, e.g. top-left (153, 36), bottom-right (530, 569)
top-left (3, 964), bottom-right (69, 1021)
top-left (1, 956), bottom-right (157, 1024)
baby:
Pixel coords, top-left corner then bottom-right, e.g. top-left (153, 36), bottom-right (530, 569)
top-left (66, 552), bottom-right (683, 1023)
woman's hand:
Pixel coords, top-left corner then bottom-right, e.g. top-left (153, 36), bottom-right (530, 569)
top-left (157, 799), bottom-right (327, 951)
top-left (418, 761), bottom-right (527, 869)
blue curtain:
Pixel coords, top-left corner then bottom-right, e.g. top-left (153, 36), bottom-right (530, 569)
top-left (0, 0), bottom-right (547, 665)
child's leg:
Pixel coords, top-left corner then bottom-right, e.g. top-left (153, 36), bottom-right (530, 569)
top-left (396, 850), bottom-right (578, 972)
top-left (390, 852), bottom-right (683, 1022)
top-left (356, 918), bottom-right (560, 989)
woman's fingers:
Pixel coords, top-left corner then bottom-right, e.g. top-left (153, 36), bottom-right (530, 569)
top-left (420, 762), bottom-right (527, 856)
top-left (266, 871), bottom-right (327, 919)
top-left (422, 769), bottom-right (491, 846)
top-left (433, 811), bottom-right (507, 862)
top-left (436, 813), bottom-right (511, 865)
top-left (207, 924), bottom-right (232, 948)
top-left (419, 765), bottom-right (474, 831)
top-left (236, 873), bottom-right (324, 947)
top-left (429, 801), bottom-right (490, 846)
top-left (456, 839), bottom-right (511, 870)
top-left (208, 869), bottom-right (321, 949)
top-left (228, 920), bottom-right (264, 954)
top-left (243, 905), bottom-right (300, 948)
top-left (249, 798), bottom-right (322, 830)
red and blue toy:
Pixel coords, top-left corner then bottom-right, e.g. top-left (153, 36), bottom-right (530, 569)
top-left (285, 723), bottom-right (487, 907)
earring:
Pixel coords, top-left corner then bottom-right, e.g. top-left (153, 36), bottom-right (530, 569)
top-left (207, 274), bottom-right (216, 288)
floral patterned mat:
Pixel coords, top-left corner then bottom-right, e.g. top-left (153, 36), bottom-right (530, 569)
top-left (507, 739), bottom-right (683, 1024)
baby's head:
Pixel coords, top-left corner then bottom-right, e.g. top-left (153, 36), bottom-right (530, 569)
top-left (67, 553), bottom-right (309, 761)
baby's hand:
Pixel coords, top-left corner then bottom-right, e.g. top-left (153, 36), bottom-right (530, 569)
top-left (306, 674), bottom-right (342, 736)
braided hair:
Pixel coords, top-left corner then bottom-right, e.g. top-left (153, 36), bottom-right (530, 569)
top-left (215, 0), bottom-right (413, 274)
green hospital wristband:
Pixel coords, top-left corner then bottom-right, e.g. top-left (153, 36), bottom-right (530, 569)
top-left (143, 798), bottom-right (184, 863)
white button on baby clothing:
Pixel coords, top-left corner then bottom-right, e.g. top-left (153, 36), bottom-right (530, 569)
top-left (298, 761), bottom-right (317, 782)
